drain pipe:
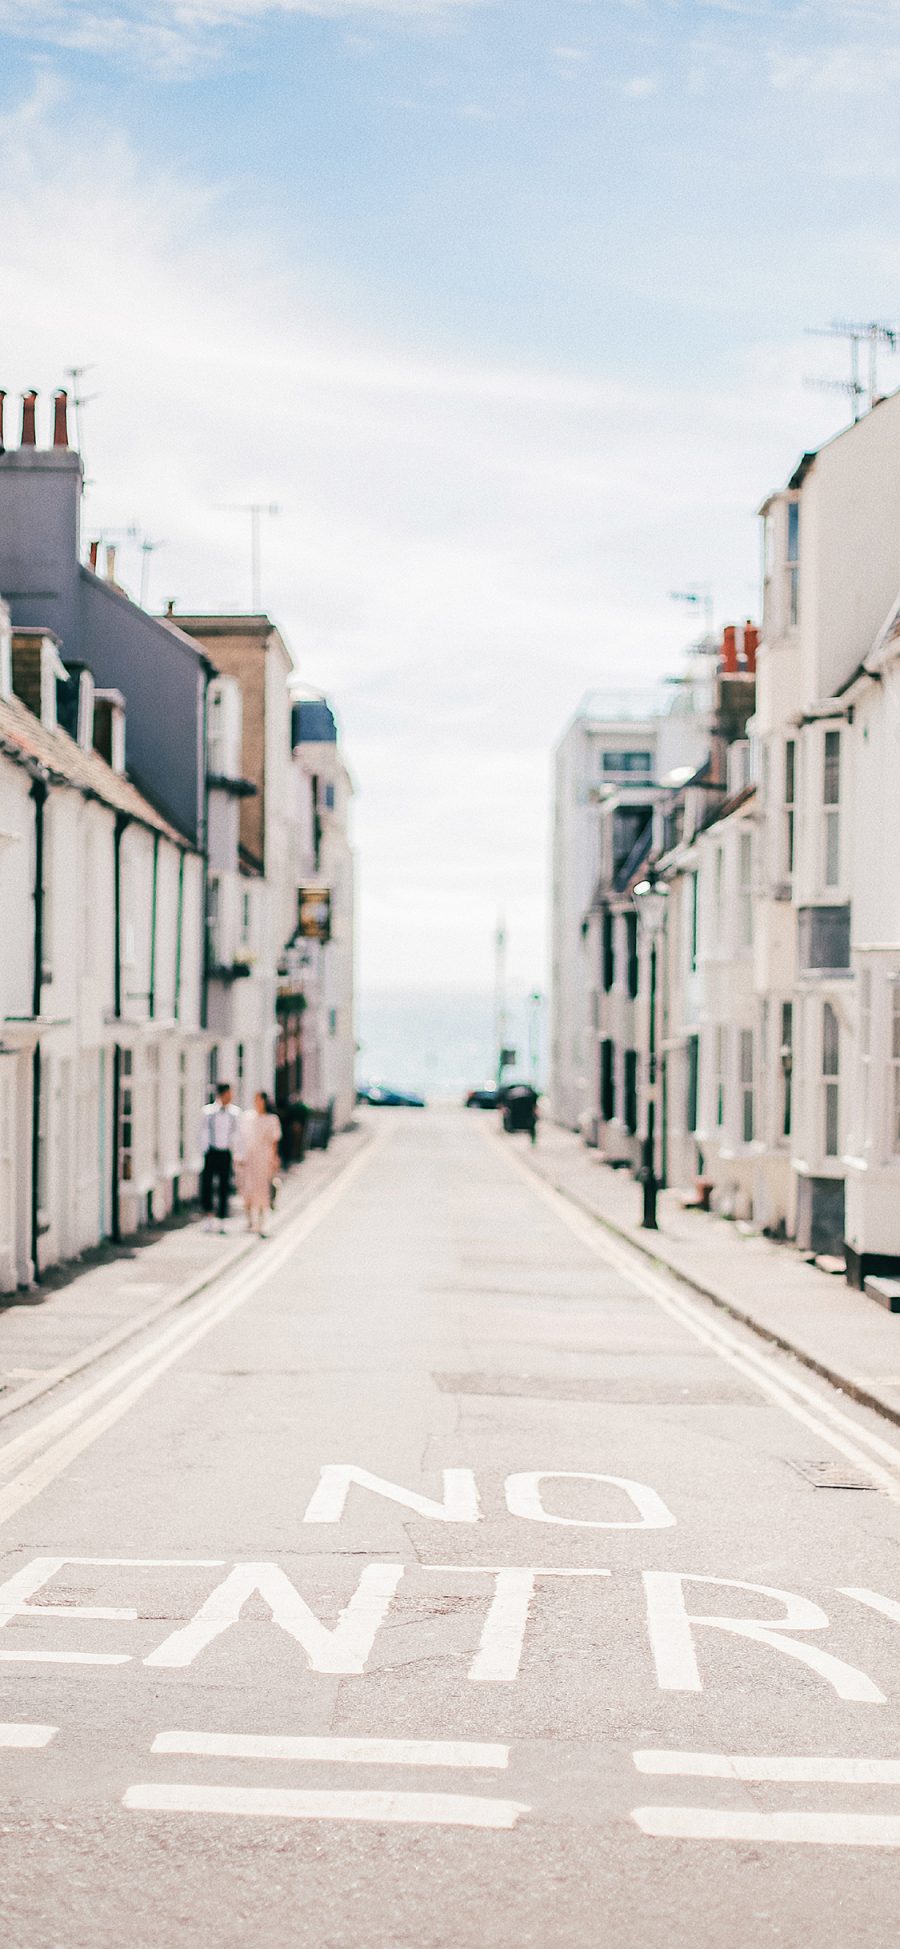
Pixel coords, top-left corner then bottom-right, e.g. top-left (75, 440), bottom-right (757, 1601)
top-left (29, 778), bottom-right (47, 1279)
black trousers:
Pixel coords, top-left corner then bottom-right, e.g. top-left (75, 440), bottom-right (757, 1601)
top-left (202, 1147), bottom-right (232, 1220)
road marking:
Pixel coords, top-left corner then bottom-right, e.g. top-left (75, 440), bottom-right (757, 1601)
top-left (495, 1136), bottom-right (900, 1501)
top-left (504, 1470), bottom-right (674, 1529)
top-left (0, 1134), bottom-right (383, 1532)
top-left (635, 1751), bottom-right (900, 1783)
top-left (303, 1464), bottom-right (481, 1524)
top-left (0, 1723), bottom-right (57, 1747)
top-left (423, 1565), bottom-right (612, 1682)
top-left (642, 1571), bottom-right (884, 1702)
top-left (144, 1561), bottom-right (404, 1672)
top-left (124, 1784), bottom-right (529, 1828)
top-left (633, 1806), bottom-right (900, 1847)
top-left (151, 1732), bottom-right (509, 1767)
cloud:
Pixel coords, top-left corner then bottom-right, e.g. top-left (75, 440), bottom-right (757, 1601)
top-left (622, 72), bottom-right (659, 95)
top-left (0, 77), bottom-right (864, 993)
top-left (0, 0), bottom-right (483, 74)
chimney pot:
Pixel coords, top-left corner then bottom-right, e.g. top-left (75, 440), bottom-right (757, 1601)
top-left (0, 390), bottom-right (5, 456)
top-left (88, 540), bottom-right (100, 572)
top-left (53, 389), bottom-right (69, 448)
top-left (106, 543), bottom-right (117, 583)
top-left (20, 391), bottom-right (37, 447)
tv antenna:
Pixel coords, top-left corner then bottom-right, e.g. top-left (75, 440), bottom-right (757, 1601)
top-left (670, 585), bottom-right (714, 642)
top-left (139, 536), bottom-right (165, 609)
top-left (805, 320), bottom-right (899, 420)
top-left (64, 364), bottom-right (98, 460)
top-left (216, 501), bottom-right (280, 610)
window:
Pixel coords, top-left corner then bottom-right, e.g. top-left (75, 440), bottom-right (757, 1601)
top-left (600, 1039), bottom-right (614, 1122)
top-left (859, 968), bottom-right (871, 1150)
top-left (205, 875), bottom-right (220, 970)
top-left (780, 1001), bottom-right (793, 1139)
top-left (178, 1050), bottom-right (187, 1164)
top-left (714, 847), bottom-right (724, 943)
top-left (240, 890), bottom-right (252, 948)
top-left (602, 911), bottom-right (614, 993)
top-left (740, 1029), bottom-right (754, 1144)
top-left (686, 1034), bottom-right (699, 1135)
top-left (324, 782), bottom-right (336, 809)
top-left (625, 912), bottom-right (639, 1000)
top-left (787, 499), bottom-right (800, 625)
top-left (822, 1002), bottom-right (840, 1158)
top-left (237, 1042), bottom-right (245, 1085)
top-left (207, 1045), bottom-right (219, 1096)
top-left (602, 750), bottom-right (652, 776)
top-left (784, 739), bottom-right (796, 877)
top-left (623, 1049), bottom-right (638, 1135)
top-left (823, 729), bottom-right (840, 888)
top-left (891, 981), bottom-right (900, 1158)
top-left (715, 1024), bottom-right (726, 1129)
top-left (738, 831), bottom-right (753, 949)
top-left (329, 1008), bottom-right (338, 1038)
top-left (690, 871), bottom-right (698, 973)
top-left (119, 1047), bottom-right (134, 1184)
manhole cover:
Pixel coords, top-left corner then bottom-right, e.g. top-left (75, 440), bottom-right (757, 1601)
top-left (786, 1458), bottom-right (876, 1490)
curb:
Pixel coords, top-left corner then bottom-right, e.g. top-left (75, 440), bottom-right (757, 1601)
top-left (0, 1125), bottom-right (372, 1431)
top-left (524, 1154), bottom-right (900, 1435)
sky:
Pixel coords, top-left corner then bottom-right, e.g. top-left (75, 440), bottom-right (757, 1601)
top-left (1, 0), bottom-right (900, 1065)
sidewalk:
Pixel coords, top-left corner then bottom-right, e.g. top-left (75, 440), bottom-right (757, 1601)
top-left (0, 1120), bottom-right (370, 1422)
top-left (521, 1121), bottom-right (900, 1428)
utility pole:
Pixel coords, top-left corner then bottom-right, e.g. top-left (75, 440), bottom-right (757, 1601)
top-left (528, 990), bottom-right (543, 1089)
top-left (217, 502), bottom-right (280, 610)
top-left (494, 917), bottom-right (508, 1091)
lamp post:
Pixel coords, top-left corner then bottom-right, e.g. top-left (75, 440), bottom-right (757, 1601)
top-left (633, 874), bottom-right (668, 1231)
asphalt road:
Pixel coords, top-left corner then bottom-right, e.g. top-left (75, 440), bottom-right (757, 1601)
top-left (5, 1108), bottom-right (900, 1947)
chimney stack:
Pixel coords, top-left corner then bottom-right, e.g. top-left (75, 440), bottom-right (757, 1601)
top-left (53, 389), bottom-right (69, 448)
top-left (20, 391), bottom-right (37, 447)
top-left (720, 625), bottom-right (738, 674)
top-left (0, 391), bottom-right (5, 456)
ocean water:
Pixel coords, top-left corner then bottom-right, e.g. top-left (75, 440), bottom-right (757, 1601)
top-left (357, 988), bottom-right (547, 1103)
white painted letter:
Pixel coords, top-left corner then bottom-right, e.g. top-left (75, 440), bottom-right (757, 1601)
top-left (505, 1472), bottom-right (675, 1529)
top-left (303, 1465), bottom-right (481, 1524)
top-left (468, 1567), bottom-right (612, 1682)
top-left (841, 1587), bottom-right (900, 1628)
top-left (0, 1558), bottom-right (135, 1665)
top-left (145, 1562), bottom-right (404, 1672)
top-left (643, 1573), bottom-right (884, 1702)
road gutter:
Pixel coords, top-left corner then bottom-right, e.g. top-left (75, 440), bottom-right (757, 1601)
top-left (0, 1126), bottom-right (373, 1432)
top-left (517, 1147), bottom-right (900, 1436)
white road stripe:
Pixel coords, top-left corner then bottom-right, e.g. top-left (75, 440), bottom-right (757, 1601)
top-left (125, 1784), bottom-right (528, 1827)
top-left (635, 1751), bottom-right (900, 1783)
top-left (151, 1732), bottom-right (509, 1768)
top-left (494, 1136), bottom-right (900, 1499)
top-left (0, 1134), bottom-right (384, 1532)
top-left (633, 1806), bottom-right (900, 1847)
top-left (0, 1723), bottom-right (57, 1747)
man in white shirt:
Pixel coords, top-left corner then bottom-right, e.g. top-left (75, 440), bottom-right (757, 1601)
top-left (199, 1082), bottom-right (244, 1229)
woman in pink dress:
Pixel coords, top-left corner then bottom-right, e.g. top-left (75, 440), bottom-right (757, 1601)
top-left (241, 1092), bottom-right (282, 1235)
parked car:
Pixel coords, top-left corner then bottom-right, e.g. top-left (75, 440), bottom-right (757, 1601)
top-left (465, 1084), bottom-right (500, 1109)
top-left (357, 1083), bottom-right (426, 1108)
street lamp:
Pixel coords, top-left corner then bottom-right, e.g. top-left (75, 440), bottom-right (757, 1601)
top-left (633, 875), bottom-right (668, 1231)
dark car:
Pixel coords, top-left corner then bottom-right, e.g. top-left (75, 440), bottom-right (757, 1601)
top-left (465, 1085), bottom-right (500, 1109)
top-left (357, 1084), bottom-right (426, 1108)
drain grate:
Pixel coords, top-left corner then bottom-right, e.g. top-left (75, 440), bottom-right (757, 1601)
top-left (786, 1457), bottom-right (877, 1490)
